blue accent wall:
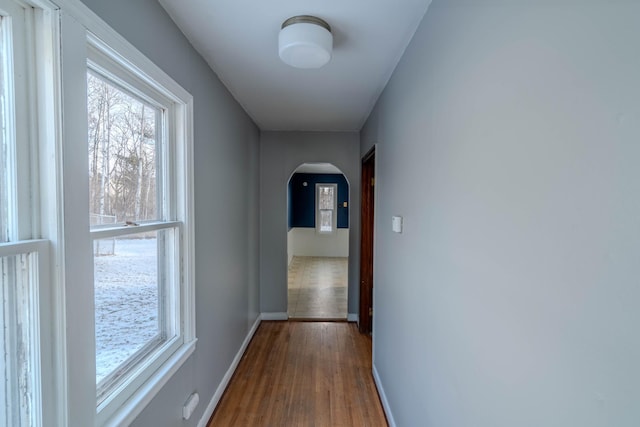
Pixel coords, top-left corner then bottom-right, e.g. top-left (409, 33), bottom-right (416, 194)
top-left (288, 173), bottom-right (349, 229)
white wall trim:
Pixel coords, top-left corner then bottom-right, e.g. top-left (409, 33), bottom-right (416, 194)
top-left (288, 227), bottom-right (349, 258)
top-left (196, 315), bottom-right (262, 427)
top-left (347, 313), bottom-right (358, 323)
top-left (260, 312), bottom-right (289, 321)
top-left (372, 364), bottom-right (396, 427)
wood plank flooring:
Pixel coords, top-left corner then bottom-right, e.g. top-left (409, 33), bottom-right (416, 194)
top-left (207, 321), bottom-right (387, 426)
top-left (288, 256), bottom-right (348, 319)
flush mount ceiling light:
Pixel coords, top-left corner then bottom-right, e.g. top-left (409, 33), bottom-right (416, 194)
top-left (279, 15), bottom-right (333, 69)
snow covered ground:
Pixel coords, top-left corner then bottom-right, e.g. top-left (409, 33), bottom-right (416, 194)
top-left (94, 238), bottom-right (159, 384)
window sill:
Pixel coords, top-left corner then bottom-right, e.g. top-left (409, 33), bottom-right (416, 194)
top-left (101, 338), bottom-right (197, 427)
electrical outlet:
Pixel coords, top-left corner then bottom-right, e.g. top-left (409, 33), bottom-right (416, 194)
top-left (182, 392), bottom-right (199, 420)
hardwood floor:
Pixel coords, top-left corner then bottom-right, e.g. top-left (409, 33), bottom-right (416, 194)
top-left (207, 321), bottom-right (387, 426)
top-left (288, 256), bottom-right (348, 319)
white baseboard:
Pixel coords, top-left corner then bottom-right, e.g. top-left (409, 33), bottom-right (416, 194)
top-left (197, 315), bottom-right (261, 427)
top-left (347, 313), bottom-right (358, 323)
top-left (372, 364), bottom-right (396, 427)
top-left (260, 312), bottom-right (289, 321)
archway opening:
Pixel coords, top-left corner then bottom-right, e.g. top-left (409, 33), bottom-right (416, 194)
top-left (287, 163), bottom-right (349, 319)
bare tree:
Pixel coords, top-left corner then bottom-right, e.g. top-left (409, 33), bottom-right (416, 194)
top-left (87, 73), bottom-right (158, 225)
top-left (88, 74), bottom-right (119, 223)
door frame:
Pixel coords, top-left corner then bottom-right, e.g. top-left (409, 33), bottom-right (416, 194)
top-left (359, 147), bottom-right (375, 333)
top-left (287, 165), bottom-right (350, 319)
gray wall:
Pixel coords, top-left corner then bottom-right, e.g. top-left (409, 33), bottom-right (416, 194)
top-left (362, 0), bottom-right (640, 426)
top-left (260, 131), bottom-right (360, 315)
top-left (78, 1), bottom-right (260, 426)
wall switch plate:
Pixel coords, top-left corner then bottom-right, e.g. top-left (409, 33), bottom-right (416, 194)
top-left (392, 216), bottom-right (403, 233)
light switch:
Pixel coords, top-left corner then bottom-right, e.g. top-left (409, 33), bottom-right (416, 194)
top-left (343, 201), bottom-right (348, 208)
top-left (392, 216), bottom-right (403, 233)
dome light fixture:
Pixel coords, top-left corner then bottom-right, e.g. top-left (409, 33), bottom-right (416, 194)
top-left (279, 15), bottom-right (333, 69)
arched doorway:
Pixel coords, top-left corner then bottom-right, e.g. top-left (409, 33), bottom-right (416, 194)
top-left (287, 163), bottom-right (349, 319)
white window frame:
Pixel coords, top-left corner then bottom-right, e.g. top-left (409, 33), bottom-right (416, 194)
top-left (0, 0), bottom-right (61, 425)
top-left (54, 1), bottom-right (195, 424)
top-left (86, 32), bottom-right (196, 427)
top-left (1, 0), bottom-right (196, 424)
top-left (316, 183), bottom-right (338, 235)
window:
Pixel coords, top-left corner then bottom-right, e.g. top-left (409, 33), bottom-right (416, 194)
top-left (0, 0), bottom-right (58, 425)
top-left (316, 183), bottom-right (337, 234)
top-left (86, 34), bottom-right (195, 424)
top-left (3, 0), bottom-right (194, 424)
top-left (86, 72), bottom-right (173, 399)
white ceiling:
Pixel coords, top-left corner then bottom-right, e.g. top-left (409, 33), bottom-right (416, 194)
top-left (158, 0), bottom-right (433, 131)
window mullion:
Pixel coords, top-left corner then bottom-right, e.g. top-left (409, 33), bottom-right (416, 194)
top-left (90, 220), bottom-right (179, 240)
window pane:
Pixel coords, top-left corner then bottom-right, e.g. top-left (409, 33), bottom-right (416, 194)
top-left (94, 229), bottom-right (175, 398)
top-left (319, 210), bottom-right (333, 233)
top-left (1, 251), bottom-right (39, 426)
top-left (0, 16), bottom-right (10, 243)
top-left (318, 186), bottom-right (334, 210)
top-left (87, 72), bottom-right (160, 226)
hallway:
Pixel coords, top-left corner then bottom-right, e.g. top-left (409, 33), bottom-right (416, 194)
top-left (287, 256), bottom-right (348, 319)
top-left (207, 321), bottom-right (387, 426)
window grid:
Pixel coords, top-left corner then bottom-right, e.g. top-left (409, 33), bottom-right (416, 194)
top-left (316, 184), bottom-right (337, 234)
